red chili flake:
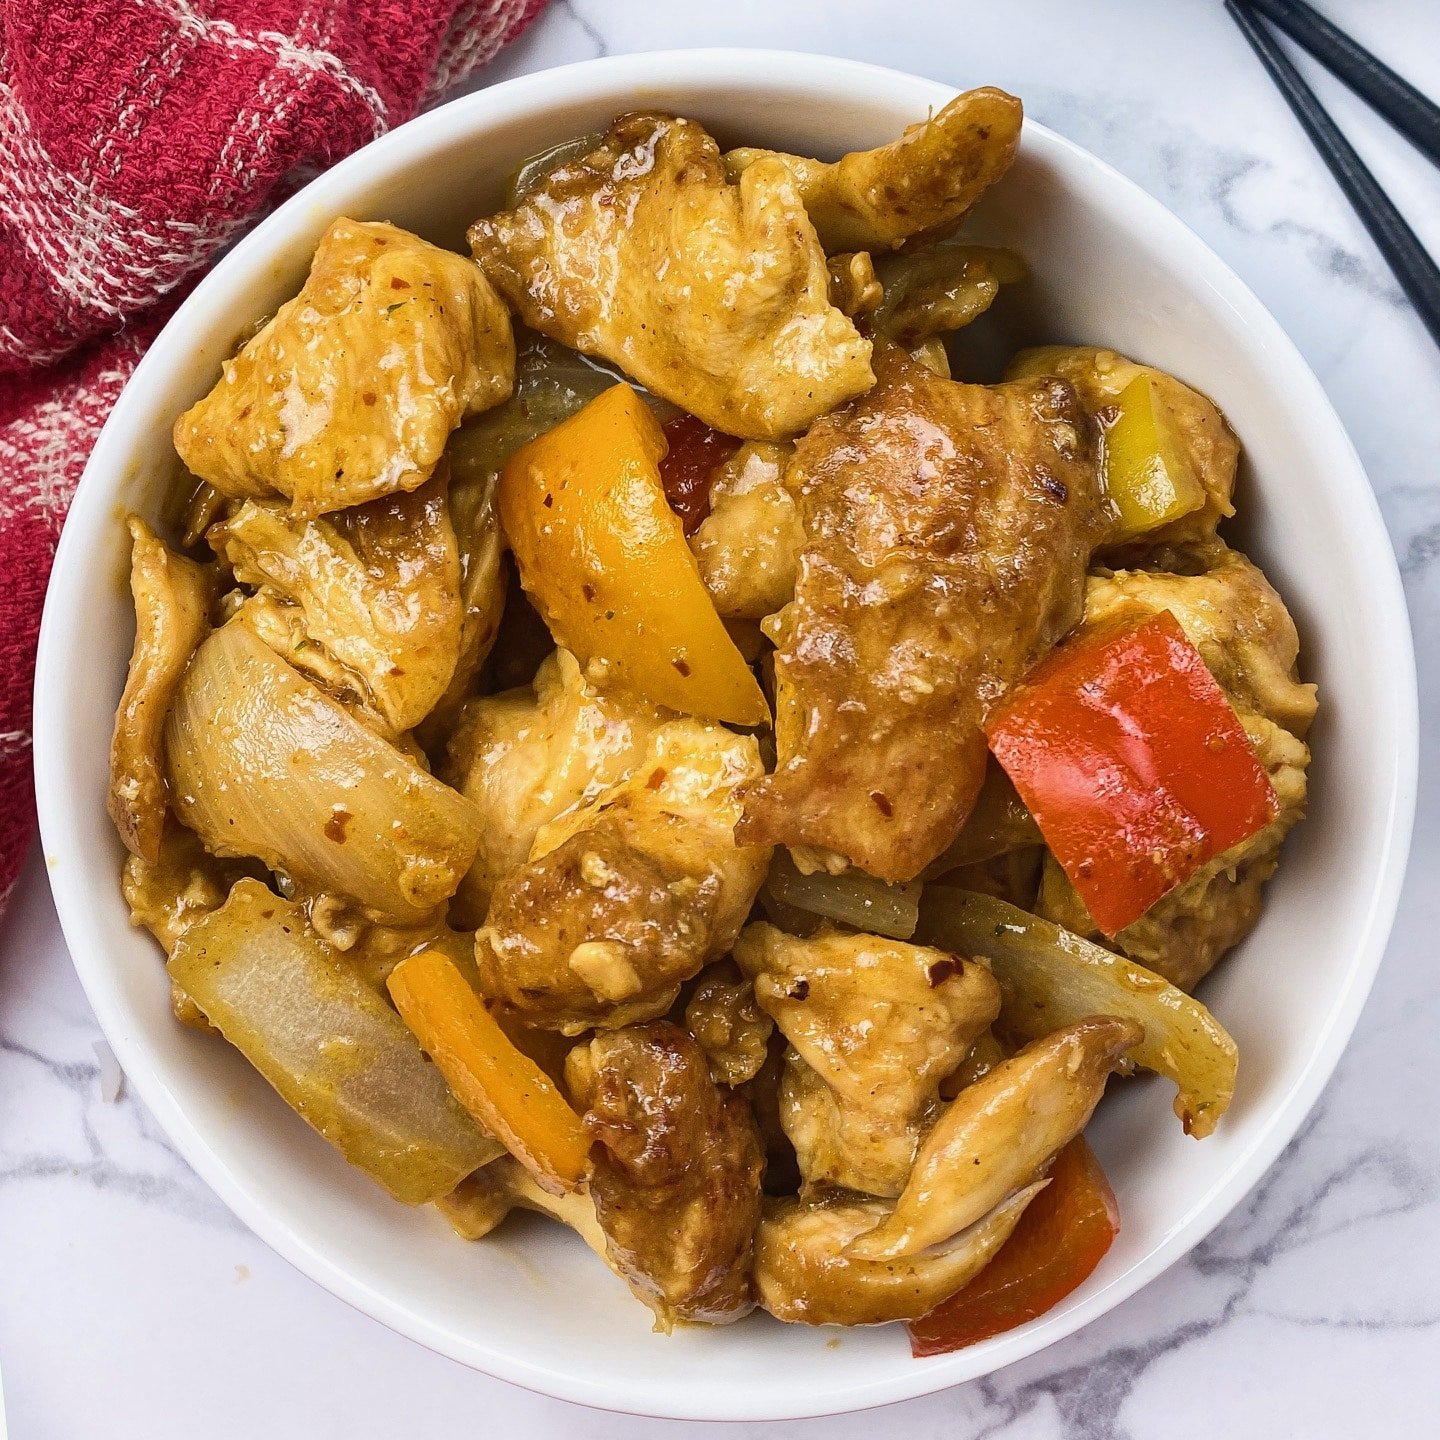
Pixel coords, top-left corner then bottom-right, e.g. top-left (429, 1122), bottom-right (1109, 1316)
top-left (389, 277), bottom-right (411, 290)
top-left (645, 768), bottom-right (668, 790)
top-left (324, 808), bottom-right (353, 843)
top-left (870, 790), bottom-right (894, 818)
top-left (927, 957), bottom-right (958, 987)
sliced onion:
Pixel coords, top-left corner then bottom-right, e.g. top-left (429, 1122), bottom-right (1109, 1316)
top-left (165, 623), bottom-right (480, 922)
top-left (765, 849), bottom-right (920, 940)
top-left (170, 880), bottom-right (501, 1202)
top-left (917, 887), bottom-right (1238, 1137)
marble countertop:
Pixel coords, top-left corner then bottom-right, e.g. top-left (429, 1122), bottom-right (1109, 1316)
top-left (4, 1), bottom-right (1439, 1435)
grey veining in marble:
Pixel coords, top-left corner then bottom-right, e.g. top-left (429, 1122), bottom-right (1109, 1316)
top-left (3, 2), bottom-right (1438, 1435)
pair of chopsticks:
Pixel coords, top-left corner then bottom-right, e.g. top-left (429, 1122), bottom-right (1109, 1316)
top-left (1225, 0), bottom-right (1440, 348)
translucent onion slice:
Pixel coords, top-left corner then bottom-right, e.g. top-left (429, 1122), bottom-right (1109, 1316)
top-left (765, 849), bottom-right (921, 940)
top-left (917, 887), bottom-right (1238, 1138)
top-left (165, 623), bottom-right (481, 922)
top-left (170, 880), bottom-right (502, 1203)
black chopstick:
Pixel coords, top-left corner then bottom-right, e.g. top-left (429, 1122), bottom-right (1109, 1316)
top-left (1240, 0), bottom-right (1440, 167)
top-left (1226, 0), bottom-right (1440, 350)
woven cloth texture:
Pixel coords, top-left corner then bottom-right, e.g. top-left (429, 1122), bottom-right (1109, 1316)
top-left (0, 0), bottom-right (545, 913)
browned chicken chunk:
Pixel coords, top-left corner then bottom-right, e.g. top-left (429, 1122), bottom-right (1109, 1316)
top-left (109, 517), bottom-right (214, 863)
top-left (755, 1183), bottom-right (1041, 1327)
top-left (725, 87), bottom-right (1022, 252)
top-left (688, 441), bottom-right (802, 620)
top-left (733, 922), bottom-right (1000, 1195)
top-left (568, 1022), bottom-right (764, 1330)
top-left (738, 346), bottom-right (1108, 883)
top-left (476, 720), bottom-right (770, 1032)
top-left (469, 113), bottom-right (873, 441)
top-left (175, 219), bottom-right (515, 518)
top-left (683, 959), bottom-right (775, 1087)
top-left (1006, 345), bottom-right (1239, 549)
top-left (442, 650), bottom-right (667, 925)
top-left (1038, 547), bottom-right (1316, 990)
top-left (209, 472), bottom-right (461, 735)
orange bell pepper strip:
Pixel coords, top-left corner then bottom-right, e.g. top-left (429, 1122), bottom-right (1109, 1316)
top-left (387, 950), bottom-right (591, 1196)
top-left (908, 1137), bottom-right (1117, 1356)
top-left (499, 384), bottom-right (768, 726)
top-left (985, 610), bottom-right (1279, 936)
top-left (658, 413), bottom-right (738, 536)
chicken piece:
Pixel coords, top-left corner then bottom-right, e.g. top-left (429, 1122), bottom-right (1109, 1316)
top-left (477, 720), bottom-right (770, 1033)
top-left (568, 1022), bottom-right (764, 1330)
top-left (175, 219), bottom-right (514, 518)
top-left (209, 472), bottom-right (461, 735)
top-left (441, 650), bottom-right (668, 926)
top-left (688, 442), bottom-right (802, 620)
top-left (122, 824), bottom-right (258, 956)
top-left (226, 590), bottom-right (390, 731)
top-left (827, 251), bottom-right (883, 316)
top-left (755, 1181), bottom-right (1042, 1327)
top-left (870, 243), bottom-right (1026, 346)
top-left (725, 88), bottom-right (1022, 253)
top-left (437, 1155), bottom-right (608, 1253)
top-left (1007, 346), bottom-right (1239, 549)
top-left (110, 517), bottom-right (215, 863)
top-left (733, 922), bottom-right (1000, 1195)
top-left (1038, 548), bottom-right (1316, 990)
top-left (415, 461), bottom-right (506, 750)
top-left (846, 1017), bottom-right (1140, 1260)
top-left (122, 823), bottom-right (261, 1030)
top-left (468, 113), bottom-right (873, 441)
top-left (738, 347), bottom-right (1107, 883)
top-left (684, 960), bottom-right (774, 1087)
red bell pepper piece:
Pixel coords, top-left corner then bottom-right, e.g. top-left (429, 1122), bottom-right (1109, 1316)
top-left (985, 610), bottom-right (1279, 936)
top-left (908, 1137), bottom-right (1118, 1356)
top-left (657, 413), bottom-right (738, 536)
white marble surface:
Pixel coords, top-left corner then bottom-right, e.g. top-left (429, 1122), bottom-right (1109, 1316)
top-left (4, 1), bottom-right (1440, 1435)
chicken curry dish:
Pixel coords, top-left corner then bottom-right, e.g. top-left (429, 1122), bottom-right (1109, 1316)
top-left (111, 88), bottom-right (1316, 1349)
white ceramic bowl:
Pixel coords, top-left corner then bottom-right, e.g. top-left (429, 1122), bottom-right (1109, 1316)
top-left (34, 50), bottom-right (1417, 1422)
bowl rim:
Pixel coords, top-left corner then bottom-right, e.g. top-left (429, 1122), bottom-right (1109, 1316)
top-left (33, 47), bottom-right (1419, 1421)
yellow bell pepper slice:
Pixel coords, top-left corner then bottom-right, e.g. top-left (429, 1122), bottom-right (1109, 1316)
top-left (499, 384), bottom-right (769, 726)
top-left (1006, 349), bottom-right (1205, 541)
top-left (1102, 373), bottom-right (1206, 541)
top-left (387, 950), bottom-right (591, 1195)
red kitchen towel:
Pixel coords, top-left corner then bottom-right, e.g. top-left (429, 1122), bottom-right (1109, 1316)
top-left (0, 0), bottom-right (546, 914)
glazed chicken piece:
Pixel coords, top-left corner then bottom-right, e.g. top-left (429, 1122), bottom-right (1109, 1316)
top-left (567, 1022), bottom-right (764, 1330)
top-left (738, 346), bottom-right (1108, 883)
top-left (755, 1182), bottom-right (1041, 1327)
top-left (175, 219), bottom-right (515, 518)
top-left (1006, 345), bottom-right (1239, 548)
top-left (476, 720), bottom-right (770, 1033)
top-left (109, 517), bottom-right (215, 863)
top-left (122, 822), bottom-right (260, 1029)
top-left (683, 959), bottom-right (775, 1087)
top-left (869, 243), bottom-right (1026, 346)
top-left (755, 1015), bottom-right (1138, 1325)
top-left (416, 460), bottom-right (507, 749)
top-left (441, 649), bottom-right (668, 926)
top-left (468, 113), bottom-right (873, 441)
top-left (732, 922), bottom-right (1000, 1196)
top-left (1038, 547), bottom-right (1317, 991)
top-left (725, 87), bottom-right (1022, 253)
top-left (847, 1017), bottom-right (1140, 1259)
top-left (688, 442), bottom-right (803, 620)
top-left (209, 472), bottom-right (461, 735)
